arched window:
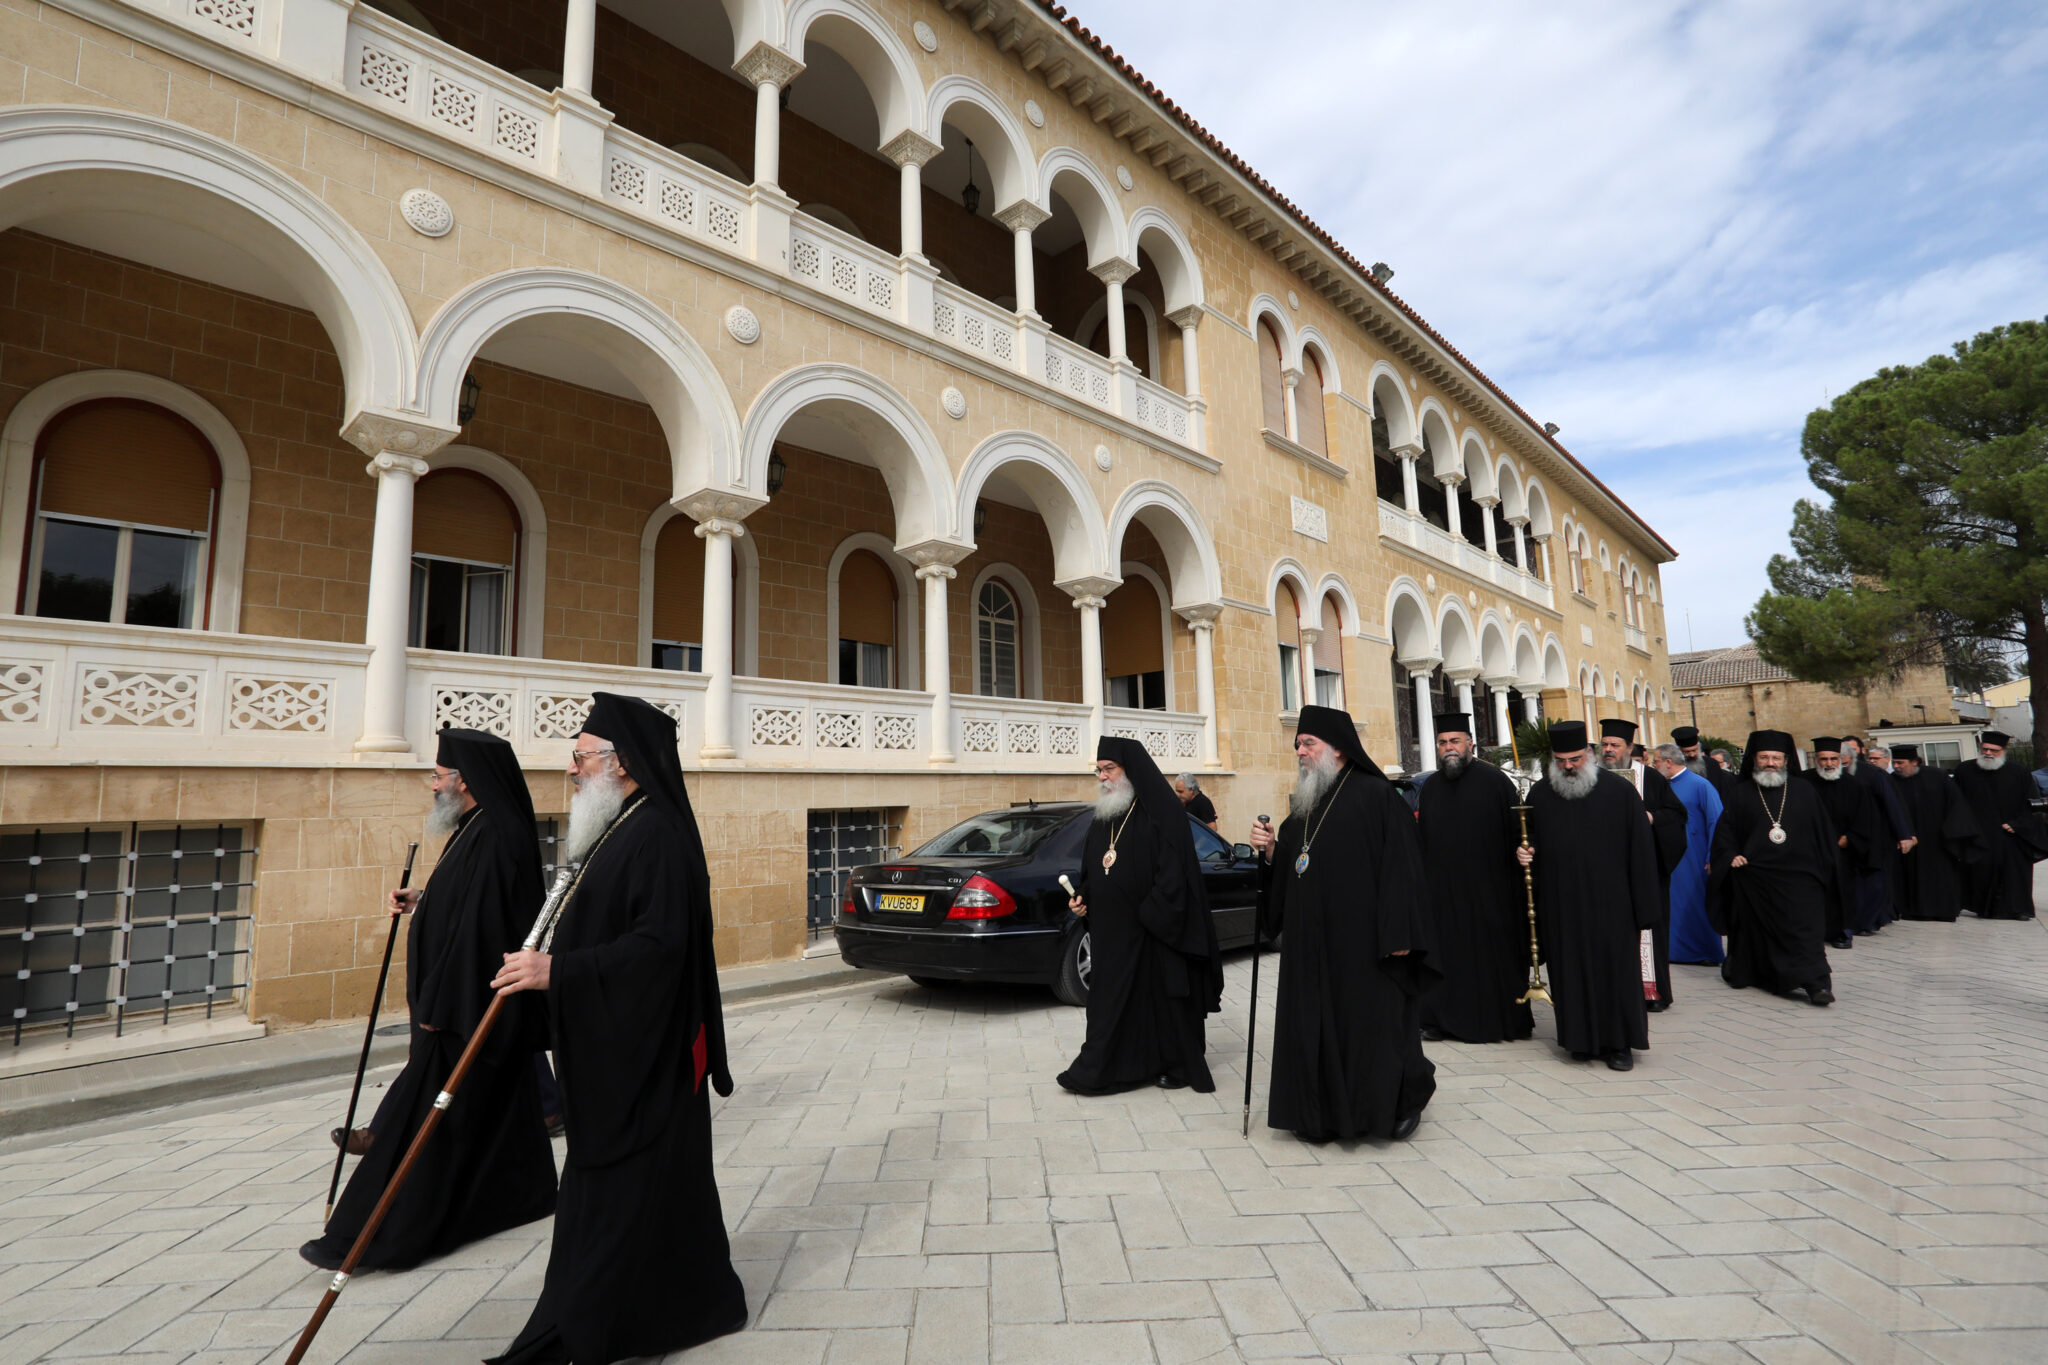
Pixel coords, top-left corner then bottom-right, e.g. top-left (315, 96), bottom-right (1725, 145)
top-left (650, 515), bottom-right (706, 671)
top-left (1371, 409), bottom-right (1404, 505)
top-left (410, 468), bottom-right (518, 654)
top-left (1313, 593), bottom-right (1344, 707)
top-left (25, 400), bottom-right (221, 629)
top-left (836, 549), bottom-right (897, 688)
top-left (1415, 434), bottom-right (1450, 531)
top-left (1297, 352), bottom-right (1329, 455)
top-left (1102, 574), bottom-right (1166, 710)
top-left (1275, 581), bottom-right (1304, 712)
top-left (976, 578), bottom-right (1021, 699)
top-left (1257, 320), bottom-right (1287, 434)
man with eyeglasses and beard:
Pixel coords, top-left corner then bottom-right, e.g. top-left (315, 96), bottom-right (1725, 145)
top-left (1514, 722), bottom-right (1661, 1071)
top-left (1840, 735), bottom-right (1914, 933)
top-left (1890, 744), bottom-right (1985, 923)
top-left (489, 693), bottom-right (746, 1365)
top-left (1952, 730), bottom-right (2048, 919)
top-left (1707, 731), bottom-right (1844, 1006)
top-left (1248, 705), bottom-right (1437, 1142)
top-left (1798, 738), bottom-right (1887, 950)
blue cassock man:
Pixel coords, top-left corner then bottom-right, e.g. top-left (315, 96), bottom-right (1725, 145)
top-left (1666, 763), bottom-right (1724, 965)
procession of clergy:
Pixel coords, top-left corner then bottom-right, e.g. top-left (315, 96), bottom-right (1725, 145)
top-left (294, 693), bottom-right (2045, 1364)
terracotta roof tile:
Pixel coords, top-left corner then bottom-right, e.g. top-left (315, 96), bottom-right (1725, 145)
top-left (1670, 643), bottom-right (1792, 689)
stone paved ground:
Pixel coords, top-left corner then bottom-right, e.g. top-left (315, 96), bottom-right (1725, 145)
top-left (4, 910), bottom-right (2048, 1365)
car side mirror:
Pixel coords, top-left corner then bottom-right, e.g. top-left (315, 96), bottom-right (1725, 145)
top-left (1231, 843), bottom-right (1255, 861)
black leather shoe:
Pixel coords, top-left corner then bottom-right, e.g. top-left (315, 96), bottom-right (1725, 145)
top-left (1157, 1075), bottom-right (1189, 1090)
top-left (1421, 1026), bottom-right (1446, 1042)
top-left (1390, 1112), bottom-right (1421, 1141)
top-left (329, 1126), bottom-right (373, 1156)
top-left (299, 1239), bottom-right (344, 1270)
top-left (1827, 935), bottom-right (1852, 950)
top-left (1645, 999), bottom-right (1669, 1013)
top-left (1807, 987), bottom-right (1834, 1006)
top-left (1604, 1050), bottom-right (1634, 1072)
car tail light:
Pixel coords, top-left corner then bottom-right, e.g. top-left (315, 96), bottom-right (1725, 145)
top-left (946, 874), bottom-right (1016, 919)
top-left (841, 888), bottom-right (859, 920)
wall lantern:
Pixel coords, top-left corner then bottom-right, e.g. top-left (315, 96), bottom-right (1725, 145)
top-left (961, 138), bottom-right (981, 215)
top-left (766, 448), bottom-right (788, 495)
top-left (973, 501), bottom-right (987, 538)
top-left (458, 372), bottom-right (482, 425)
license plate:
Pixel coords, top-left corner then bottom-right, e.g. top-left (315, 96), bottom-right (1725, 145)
top-left (875, 892), bottom-right (923, 914)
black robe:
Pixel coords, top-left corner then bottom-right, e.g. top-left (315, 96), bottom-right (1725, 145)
top-left (1953, 760), bottom-right (2048, 920)
top-left (492, 796), bottom-right (747, 1365)
top-left (1416, 761), bottom-right (1532, 1043)
top-left (1799, 770), bottom-right (1886, 941)
top-left (1850, 760), bottom-right (1912, 930)
top-left (1259, 768), bottom-right (1438, 1140)
top-left (1525, 770), bottom-right (1660, 1056)
top-left (1892, 770), bottom-right (1985, 922)
top-left (1059, 809), bottom-right (1218, 1094)
top-left (1694, 758), bottom-right (1738, 805)
top-left (1709, 778), bottom-right (1839, 995)
top-left (1625, 764), bottom-right (1690, 1005)
top-left (310, 807), bottom-right (557, 1270)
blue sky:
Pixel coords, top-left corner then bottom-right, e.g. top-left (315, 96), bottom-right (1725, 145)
top-left (1077, 0), bottom-right (2048, 649)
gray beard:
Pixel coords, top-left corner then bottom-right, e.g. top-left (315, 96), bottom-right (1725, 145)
top-left (565, 768), bottom-right (628, 863)
top-left (1753, 770), bottom-right (1787, 789)
top-left (1438, 753), bottom-right (1469, 779)
top-left (425, 784), bottom-right (465, 840)
top-left (1981, 753), bottom-right (2007, 771)
top-left (1600, 756), bottom-right (1632, 772)
top-left (1685, 757), bottom-right (1707, 776)
top-left (1289, 750), bottom-right (1343, 820)
top-left (1842, 756), bottom-right (1858, 775)
top-left (1816, 766), bottom-right (1843, 782)
top-left (1548, 759), bottom-right (1598, 801)
top-left (1094, 777), bottom-right (1135, 822)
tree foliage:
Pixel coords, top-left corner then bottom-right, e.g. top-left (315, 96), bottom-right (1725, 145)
top-left (1748, 319), bottom-right (2048, 748)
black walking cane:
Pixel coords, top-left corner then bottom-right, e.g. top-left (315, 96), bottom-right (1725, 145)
top-left (323, 841), bottom-right (418, 1221)
top-left (1243, 816), bottom-right (1272, 1138)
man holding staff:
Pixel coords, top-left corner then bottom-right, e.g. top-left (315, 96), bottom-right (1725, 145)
top-left (488, 693), bottom-right (746, 1364)
top-left (1249, 705), bottom-right (1437, 1142)
top-left (301, 728), bottom-right (556, 1272)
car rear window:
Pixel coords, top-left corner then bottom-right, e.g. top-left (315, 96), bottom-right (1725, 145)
top-left (912, 809), bottom-right (1074, 858)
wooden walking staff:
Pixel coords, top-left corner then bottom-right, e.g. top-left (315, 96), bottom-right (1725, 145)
top-left (325, 841), bottom-right (418, 1221)
top-left (1506, 730), bottom-right (1552, 1006)
top-left (285, 861), bottom-right (578, 1365)
top-left (1241, 815), bottom-right (1274, 1138)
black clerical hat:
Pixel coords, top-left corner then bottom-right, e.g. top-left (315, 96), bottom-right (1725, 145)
top-left (1671, 725), bottom-right (1700, 746)
top-left (1095, 735), bottom-right (1220, 982)
top-left (1981, 730), bottom-right (2012, 747)
top-left (1548, 721), bottom-right (1588, 754)
top-left (1737, 729), bottom-right (1795, 779)
top-left (1892, 744), bottom-right (1921, 761)
top-left (1295, 705), bottom-right (1386, 779)
top-left (1810, 736), bottom-right (1842, 753)
top-left (434, 728), bottom-right (541, 870)
top-left (1600, 718), bottom-right (1637, 742)
top-left (1433, 712), bottom-right (1473, 736)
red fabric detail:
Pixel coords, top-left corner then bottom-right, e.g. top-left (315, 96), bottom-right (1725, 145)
top-left (691, 1022), bottom-right (707, 1096)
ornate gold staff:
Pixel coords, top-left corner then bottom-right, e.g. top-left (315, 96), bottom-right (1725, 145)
top-left (1507, 727), bottom-right (1551, 1006)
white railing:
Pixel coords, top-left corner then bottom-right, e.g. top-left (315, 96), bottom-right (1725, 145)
top-left (345, 8), bottom-right (554, 171)
top-left (601, 127), bottom-right (750, 254)
top-left (1376, 501), bottom-right (1556, 610)
top-left (1043, 332), bottom-right (1115, 414)
top-left (1625, 624), bottom-right (1649, 653)
top-left (931, 280), bottom-right (1020, 372)
top-left (952, 695), bottom-right (1089, 771)
top-left (789, 219), bottom-right (899, 322)
top-left (1101, 706), bottom-right (1206, 767)
top-left (1132, 374), bottom-right (1195, 445)
top-left (735, 676), bottom-right (927, 768)
top-left (0, 619), bottom-right (368, 761)
top-left (406, 650), bottom-right (705, 762)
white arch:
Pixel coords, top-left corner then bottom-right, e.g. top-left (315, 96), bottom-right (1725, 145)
top-left (743, 364), bottom-right (956, 547)
top-left (1127, 207), bottom-right (1205, 314)
top-left (1462, 434), bottom-right (1496, 500)
top-left (1513, 625), bottom-right (1543, 686)
top-left (1543, 634), bottom-right (1569, 688)
top-left (1108, 480), bottom-right (1224, 608)
top-left (418, 269), bottom-right (742, 500)
top-left (637, 501), bottom-right (760, 674)
top-left (785, 0), bottom-right (926, 141)
top-left (0, 369), bottom-right (253, 632)
top-left (927, 75), bottom-right (1036, 208)
top-left (1313, 574), bottom-right (1361, 637)
top-left (1074, 290), bottom-right (1162, 378)
top-left (1495, 459), bottom-right (1527, 520)
top-left (1386, 576), bottom-right (1435, 662)
top-left (1418, 401), bottom-right (1460, 478)
top-left (1368, 363), bottom-right (1417, 449)
top-left (1524, 479), bottom-right (1554, 537)
top-left (1270, 557), bottom-right (1313, 619)
top-left (1437, 595), bottom-right (1477, 671)
top-left (0, 107), bottom-right (415, 422)
top-left (1296, 327), bottom-right (1342, 393)
top-left (425, 445), bottom-right (548, 659)
top-left (1114, 560), bottom-right (1178, 710)
top-left (968, 561), bottom-right (1043, 699)
top-left (1036, 148), bottom-right (1127, 265)
top-left (1477, 612), bottom-right (1513, 678)
top-left (1247, 293), bottom-right (1296, 355)
top-left (957, 431), bottom-right (1109, 585)
top-left (825, 531), bottom-right (922, 689)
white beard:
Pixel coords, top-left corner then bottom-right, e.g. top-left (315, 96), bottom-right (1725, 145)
top-left (1548, 759), bottom-right (1599, 801)
top-left (1753, 769), bottom-right (1788, 789)
top-left (1842, 756), bottom-right (1859, 774)
top-left (1981, 753), bottom-right (2007, 771)
top-left (1438, 753), bottom-right (1469, 779)
top-left (1685, 756), bottom-right (1707, 776)
top-left (1094, 776), bottom-right (1135, 821)
top-left (425, 783), bottom-right (465, 840)
top-left (1816, 766), bottom-right (1843, 782)
top-left (1289, 749), bottom-right (1343, 819)
top-left (565, 767), bottom-right (628, 863)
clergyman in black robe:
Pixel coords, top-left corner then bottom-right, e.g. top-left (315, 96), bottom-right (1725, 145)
top-left (1059, 736), bottom-right (1223, 1095)
top-left (1416, 712), bottom-right (1532, 1044)
top-left (1890, 745), bottom-right (1985, 923)
top-left (1799, 737), bottom-right (1885, 949)
top-left (302, 728), bottom-right (556, 1272)
top-left (1707, 731), bottom-right (1841, 1004)
top-left (489, 693), bottom-right (746, 1365)
top-left (1516, 721), bottom-right (1660, 1070)
top-left (1251, 705), bottom-right (1438, 1140)
top-left (1599, 718), bottom-right (1688, 1011)
top-left (1953, 730), bottom-right (2048, 920)
top-left (1843, 736), bottom-right (1912, 932)
top-left (1674, 725), bottom-right (1737, 805)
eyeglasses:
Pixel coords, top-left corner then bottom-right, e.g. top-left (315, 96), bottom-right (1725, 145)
top-left (570, 747), bottom-right (616, 765)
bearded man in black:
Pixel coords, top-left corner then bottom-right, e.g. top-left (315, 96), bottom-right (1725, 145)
top-left (1891, 745), bottom-right (1985, 923)
top-left (302, 728), bottom-right (556, 1271)
top-left (1597, 718), bottom-right (1688, 1011)
top-left (1708, 731), bottom-right (1841, 1005)
top-left (489, 693), bottom-right (745, 1364)
top-left (1249, 705), bottom-right (1437, 1141)
top-left (1953, 730), bottom-right (2048, 920)
top-left (1673, 725), bottom-right (1736, 803)
top-left (1416, 713), bottom-right (1531, 1044)
top-left (1058, 736), bottom-right (1223, 1095)
top-left (1799, 737), bottom-right (1885, 949)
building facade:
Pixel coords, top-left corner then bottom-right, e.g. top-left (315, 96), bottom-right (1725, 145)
top-left (1670, 644), bottom-right (1965, 766)
top-left (0, 0), bottom-right (1675, 1043)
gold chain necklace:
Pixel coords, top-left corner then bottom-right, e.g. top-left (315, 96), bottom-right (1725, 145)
top-left (1759, 780), bottom-right (1789, 845)
top-left (1293, 767), bottom-right (1352, 877)
top-left (1102, 805), bottom-right (1136, 871)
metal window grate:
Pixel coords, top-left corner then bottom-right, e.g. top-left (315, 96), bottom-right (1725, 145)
top-left (537, 815), bottom-right (566, 879)
top-left (806, 810), bottom-right (901, 937)
top-left (2, 824), bottom-right (256, 1047)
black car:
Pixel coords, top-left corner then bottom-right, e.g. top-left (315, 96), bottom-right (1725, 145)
top-left (833, 801), bottom-right (1264, 1005)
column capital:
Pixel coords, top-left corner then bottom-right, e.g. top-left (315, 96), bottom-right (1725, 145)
top-left (1398, 654), bottom-right (1443, 673)
top-left (1481, 673), bottom-right (1520, 690)
top-left (898, 537), bottom-right (974, 572)
top-left (994, 199), bottom-right (1052, 233)
top-left (733, 40), bottom-right (803, 88)
top-left (1175, 601), bottom-right (1224, 628)
top-left (1088, 256), bottom-right (1140, 286)
top-left (692, 517), bottom-right (747, 540)
top-left (1297, 625), bottom-right (1322, 647)
top-left (363, 451), bottom-right (430, 480)
top-left (1506, 512), bottom-right (1531, 527)
top-left (1438, 469), bottom-right (1465, 488)
top-left (1393, 440), bottom-right (1425, 462)
top-left (674, 489), bottom-right (767, 526)
top-left (1445, 666), bottom-right (1484, 684)
top-left (914, 562), bottom-right (957, 582)
top-left (1472, 493), bottom-right (1500, 508)
top-left (1058, 574), bottom-right (1122, 608)
top-left (1280, 366), bottom-right (1303, 391)
top-left (342, 409), bottom-right (459, 463)
top-left (881, 128), bottom-right (943, 169)
top-left (1165, 304), bottom-right (1205, 330)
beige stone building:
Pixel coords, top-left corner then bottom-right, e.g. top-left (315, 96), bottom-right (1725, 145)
top-left (1670, 644), bottom-right (1961, 762)
top-left (0, 0), bottom-right (1676, 1047)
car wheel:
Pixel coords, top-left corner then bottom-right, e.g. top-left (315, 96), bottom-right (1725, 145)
top-left (1052, 928), bottom-right (1091, 1007)
top-left (906, 975), bottom-right (957, 989)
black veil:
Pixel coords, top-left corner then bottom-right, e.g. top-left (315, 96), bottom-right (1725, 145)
top-left (1098, 734), bottom-right (1223, 1008)
top-left (1295, 705), bottom-right (1387, 780)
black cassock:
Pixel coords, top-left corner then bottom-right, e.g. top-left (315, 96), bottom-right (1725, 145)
top-left (492, 795), bottom-right (746, 1365)
top-left (1416, 761), bottom-right (1532, 1043)
top-left (1060, 811), bottom-right (1220, 1094)
top-left (1892, 769), bottom-right (1985, 922)
top-left (1952, 760), bottom-right (2048, 920)
top-left (1850, 761), bottom-right (1912, 930)
top-left (1526, 771), bottom-right (1660, 1056)
top-left (1260, 768), bottom-right (1438, 1139)
top-left (1708, 778), bottom-right (1839, 994)
top-left (309, 807), bottom-right (556, 1270)
top-left (1800, 771), bottom-right (1886, 942)
top-left (1629, 765), bottom-right (1690, 1006)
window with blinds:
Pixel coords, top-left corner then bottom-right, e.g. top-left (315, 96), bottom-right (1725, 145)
top-left (408, 468), bottom-right (519, 655)
top-left (1313, 595), bottom-right (1344, 708)
top-left (1102, 575), bottom-right (1165, 711)
top-left (976, 579), bottom-right (1021, 698)
top-left (836, 550), bottom-right (896, 688)
top-left (1257, 320), bottom-right (1286, 434)
top-left (1297, 352), bottom-right (1329, 456)
top-left (652, 514), bottom-right (706, 670)
top-left (1276, 582), bottom-right (1304, 713)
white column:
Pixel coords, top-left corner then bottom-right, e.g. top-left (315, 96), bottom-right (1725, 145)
top-left (1167, 305), bottom-right (1203, 399)
top-left (695, 518), bottom-right (743, 759)
top-left (1523, 693), bottom-right (1541, 725)
top-left (1179, 605), bottom-right (1222, 768)
top-left (919, 563), bottom-right (956, 763)
top-left (1535, 535), bottom-right (1552, 582)
top-left (1477, 495), bottom-right (1499, 556)
top-left (1298, 625), bottom-right (1322, 709)
top-left (1281, 367), bottom-right (1302, 442)
top-left (1077, 594), bottom-right (1105, 749)
top-left (355, 451), bottom-right (430, 754)
top-left (883, 131), bottom-right (941, 263)
top-left (1493, 686), bottom-right (1514, 745)
top-left (734, 43), bottom-right (803, 190)
top-left (996, 201), bottom-right (1050, 318)
top-left (1407, 663), bottom-right (1441, 772)
top-left (562, 0), bottom-right (598, 97)
top-left (1091, 258), bottom-right (1138, 362)
top-left (1442, 472), bottom-right (1464, 539)
top-left (1397, 443), bottom-right (1422, 516)
top-left (1510, 517), bottom-right (1530, 572)
top-left (1453, 674), bottom-right (1476, 720)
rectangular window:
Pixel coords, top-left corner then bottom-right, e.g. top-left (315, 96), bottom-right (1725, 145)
top-left (1314, 668), bottom-right (1343, 709)
top-left (410, 555), bottom-right (511, 654)
top-left (807, 809), bottom-right (902, 938)
top-left (1107, 671), bottom-right (1165, 711)
top-left (1278, 643), bottom-right (1302, 712)
top-left (838, 640), bottom-right (893, 688)
top-left (653, 641), bottom-right (704, 672)
top-left (30, 516), bottom-right (203, 629)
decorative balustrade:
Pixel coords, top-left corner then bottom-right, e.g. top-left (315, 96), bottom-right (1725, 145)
top-left (789, 219), bottom-right (900, 323)
top-left (952, 695), bottom-right (1091, 771)
top-left (1376, 501), bottom-right (1557, 610)
top-left (734, 676), bottom-right (926, 768)
top-left (407, 650), bottom-right (703, 761)
top-left (1625, 624), bottom-right (1649, 653)
top-left (346, 8), bottom-right (553, 170)
top-left (1131, 374), bottom-right (1195, 445)
top-left (1042, 332), bottom-right (1115, 415)
top-left (601, 127), bottom-right (750, 253)
top-left (931, 280), bottom-right (1020, 372)
top-left (1101, 706), bottom-right (1206, 766)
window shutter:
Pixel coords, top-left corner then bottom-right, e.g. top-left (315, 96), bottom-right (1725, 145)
top-left (1101, 575), bottom-right (1164, 678)
top-left (36, 400), bottom-right (218, 534)
top-left (1315, 596), bottom-right (1343, 670)
top-left (1297, 353), bottom-right (1328, 454)
top-left (412, 469), bottom-right (518, 566)
top-left (838, 550), bottom-right (897, 646)
top-left (1258, 322), bottom-right (1286, 433)
top-left (652, 515), bottom-right (706, 643)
